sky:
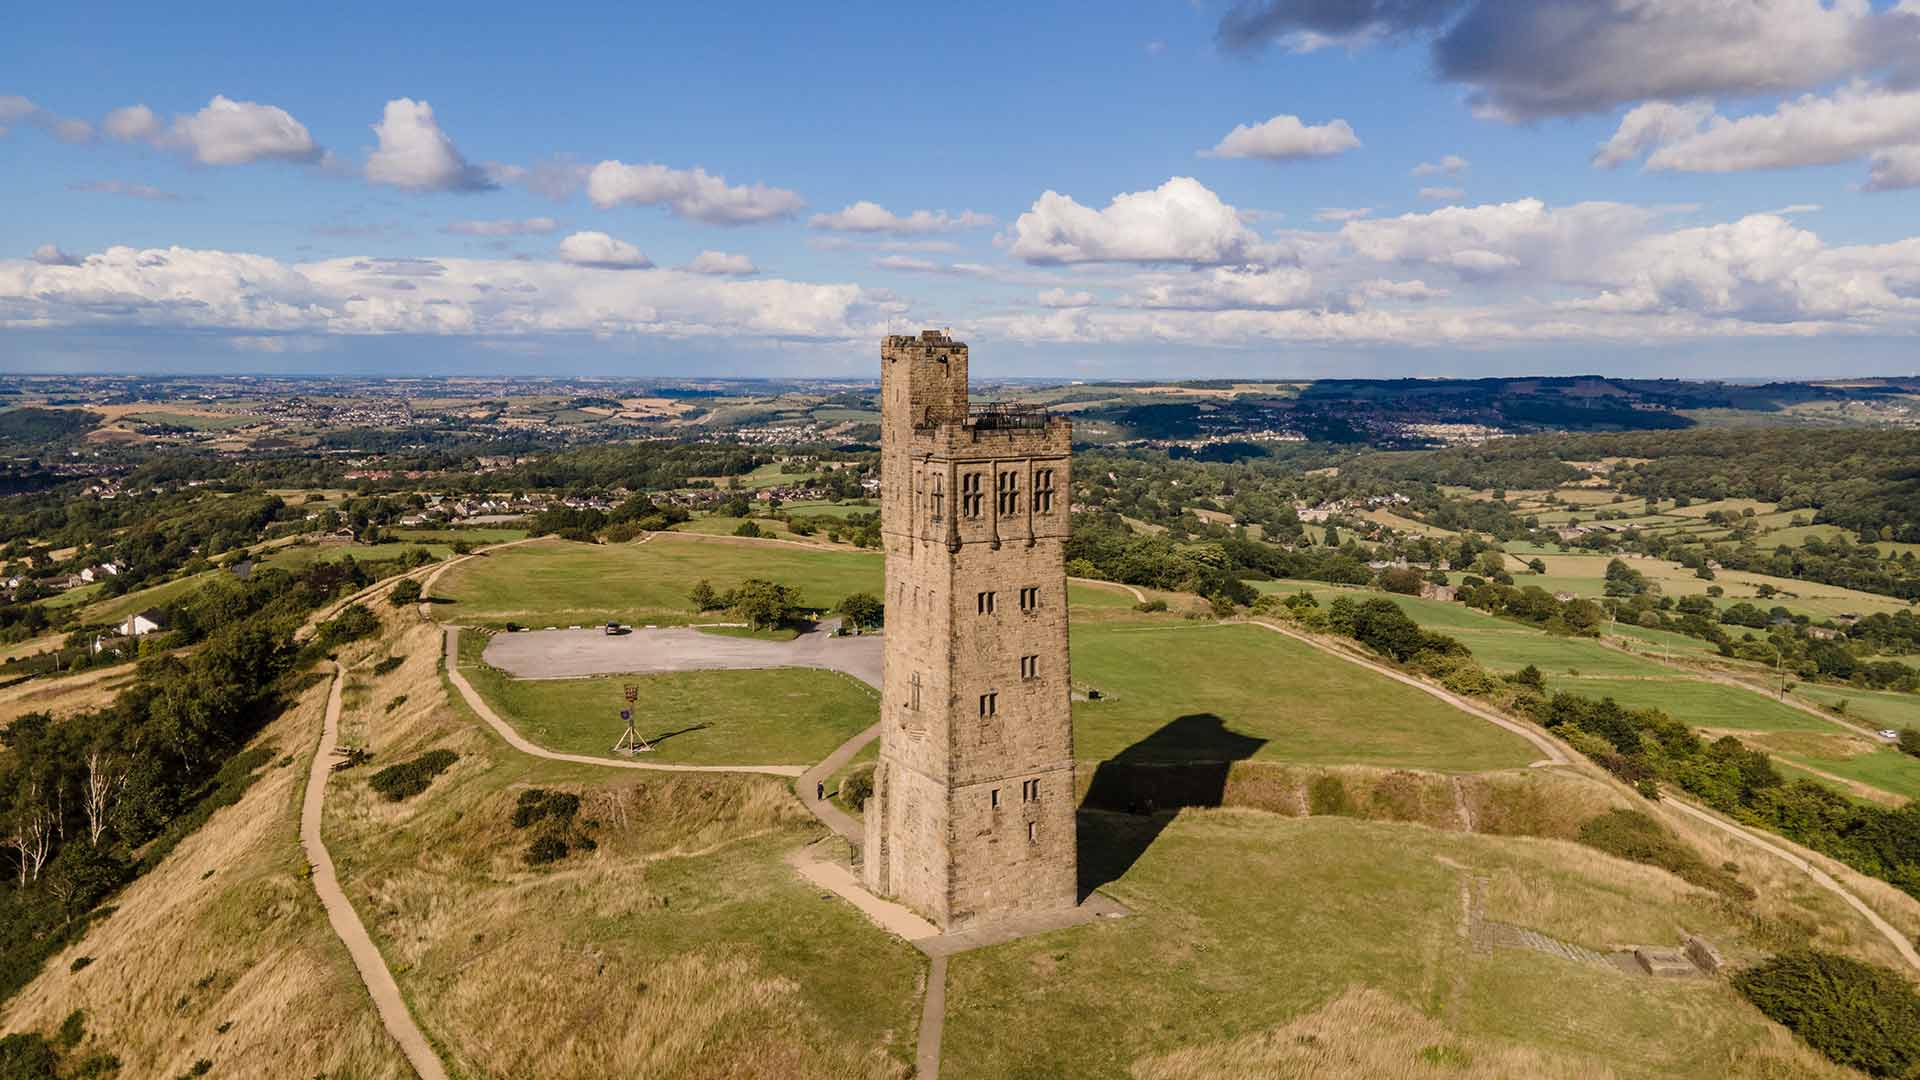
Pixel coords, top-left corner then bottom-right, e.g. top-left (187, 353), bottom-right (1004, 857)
top-left (5, 0), bottom-right (1920, 380)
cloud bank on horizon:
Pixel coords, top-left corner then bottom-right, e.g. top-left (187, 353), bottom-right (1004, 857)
top-left (5, 1), bottom-right (1920, 376)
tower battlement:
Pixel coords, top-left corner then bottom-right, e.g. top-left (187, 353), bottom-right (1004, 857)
top-left (864, 332), bottom-right (1078, 930)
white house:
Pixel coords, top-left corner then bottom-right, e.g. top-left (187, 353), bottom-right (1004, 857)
top-left (121, 609), bottom-right (168, 638)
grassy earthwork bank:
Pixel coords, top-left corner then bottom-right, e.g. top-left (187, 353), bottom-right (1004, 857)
top-left (941, 811), bottom-right (1869, 1079)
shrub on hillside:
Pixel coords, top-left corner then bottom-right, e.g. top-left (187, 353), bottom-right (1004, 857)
top-left (367, 749), bottom-right (458, 802)
top-left (388, 579), bottom-right (422, 606)
top-left (371, 655), bottom-right (403, 676)
top-left (840, 768), bottom-right (874, 811)
top-left (1133, 598), bottom-right (1168, 613)
top-left (1307, 775), bottom-right (1353, 816)
top-left (512, 789), bottom-right (581, 829)
top-left (1733, 950), bottom-right (1920, 1077)
top-left (314, 604), bottom-right (379, 650)
top-left (511, 787), bottom-right (595, 866)
top-left (1577, 809), bottom-right (1751, 900)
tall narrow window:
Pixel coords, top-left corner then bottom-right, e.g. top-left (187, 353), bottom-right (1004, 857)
top-left (1019, 586), bottom-right (1040, 611)
top-left (1034, 468), bottom-right (1056, 514)
top-left (977, 591), bottom-right (996, 614)
top-left (930, 474), bottom-right (944, 521)
top-left (909, 671), bottom-right (921, 711)
top-left (990, 788), bottom-right (1001, 809)
top-left (1020, 654), bottom-right (1038, 680)
top-left (979, 692), bottom-right (997, 717)
top-left (1027, 821), bottom-right (1038, 843)
top-left (961, 472), bottom-right (984, 517)
top-left (997, 470), bottom-right (1020, 515)
top-left (1022, 779), bottom-right (1040, 802)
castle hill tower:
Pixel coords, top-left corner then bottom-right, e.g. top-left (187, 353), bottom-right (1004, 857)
top-left (863, 331), bottom-right (1078, 930)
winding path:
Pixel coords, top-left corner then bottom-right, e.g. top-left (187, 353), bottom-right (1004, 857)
top-left (301, 663), bottom-right (449, 1080)
top-left (1251, 617), bottom-right (1920, 975)
top-left (443, 627), bottom-right (806, 778)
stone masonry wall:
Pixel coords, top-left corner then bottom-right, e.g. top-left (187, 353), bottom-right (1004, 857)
top-left (867, 331), bottom-right (1078, 929)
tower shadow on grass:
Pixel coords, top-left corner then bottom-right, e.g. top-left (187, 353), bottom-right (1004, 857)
top-left (1077, 713), bottom-right (1266, 901)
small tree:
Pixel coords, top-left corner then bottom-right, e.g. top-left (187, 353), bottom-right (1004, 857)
top-left (730, 579), bottom-right (798, 631)
top-left (390, 578), bottom-right (422, 606)
top-left (1898, 729), bottom-right (1920, 759)
top-left (838, 592), bottom-right (883, 629)
top-left (688, 580), bottom-right (720, 611)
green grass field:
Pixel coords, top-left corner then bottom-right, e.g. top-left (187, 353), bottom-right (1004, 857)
top-left (1783, 748), bottom-right (1920, 801)
top-left (459, 634), bottom-right (876, 765)
top-left (941, 812), bottom-right (1848, 1079)
top-left (437, 534), bottom-right (1146, 628)
top-left (1548, 675), bottom-right (1826, 732)
top-left (433, 534), bottom-right (884, 625)
top-left (263, 540), bottom-right (454, 570)
top-left (1792, 684), bottom-right (1920, 733)
top-left (1070, 622), bottom-right (1535, 771)
top-left (781, 500), bottom-right (878, 520)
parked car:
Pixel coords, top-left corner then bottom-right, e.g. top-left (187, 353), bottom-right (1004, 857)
top-left (1879, 729), bottom-right (1900, 740)
top-left (605, 621), bottom-right (622, 636)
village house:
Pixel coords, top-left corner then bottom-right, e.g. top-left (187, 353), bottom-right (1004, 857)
top-left (121, 609), bottom-right (168, 638)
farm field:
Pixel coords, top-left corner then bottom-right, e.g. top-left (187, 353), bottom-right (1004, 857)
top-left (69, 568), bottom-right (222, 625)
top-left (262, 540), bottom-right (456, 570)
top-left (781, 500), bottom-right (878, 519)
top-left (1068, 621), bottom-right (1536, 772)
top-left (940, 812), bottom-right (1862, 1080)
top-left (1548, 675), bottom-right (1827, 732)
top-left (1519, 553), bottom-right (1906, 620)
top-left (1792, 684), bottom-right (1920, 733)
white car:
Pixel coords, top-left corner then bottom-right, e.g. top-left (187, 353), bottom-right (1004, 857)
top-left (1878, 729), bottom-right (1900, 740)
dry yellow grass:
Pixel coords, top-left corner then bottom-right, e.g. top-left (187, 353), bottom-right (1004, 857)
top-left (0, 675), bottom-right (407, 1077)
top-left (321, 606), bottom-right (922, 1079)
top-left (0, 662), bottom-right (139, 725)
top-left (1130, 987), bottom-right (1616, 1080)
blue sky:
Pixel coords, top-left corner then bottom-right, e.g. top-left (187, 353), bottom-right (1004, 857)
top-left (5, 1), bottom-right (1920, 378)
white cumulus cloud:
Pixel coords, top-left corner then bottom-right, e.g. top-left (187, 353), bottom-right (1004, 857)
top-left (1868, 146), bottom-right (1920, 191)
top-left (1009, 177), bottom-right (1265, 265)
top-left (444, 217), bottom-right (560, 237)
top-left (164, 95), bottom-right (323, 166)
top-left (585, 161), bottom-right (803, 225)
top-left (0, 245), bottom-right (876, 341)
top-left (30, 244), bottom-right (81, 267)
top-left (686, 251), bottom-right (757, 275)
top-left (556, 231), bottom-right (652, 268)
top-left (1411, 154), bottom-right (1469, 176)
top-left (1038, 288), bottom-right (1095, 308)
top-left (365, 98), bottom-right (494, 193)
top-left (809, 201), bottom-right (992, 233)
top-left (1203, 114), bottom-right (1361, 160)
top-left (103, 104), bottom-right (159, 141)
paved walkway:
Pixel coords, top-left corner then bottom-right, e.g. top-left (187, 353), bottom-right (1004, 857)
top-left (483, 621), bottom-right (884, 685)
top-left (301, 663), bottom-right (449, 1080)
top-left (444, 627), bottom-right (805, 777)
top-left (798, 721), bottom-right (880, 845)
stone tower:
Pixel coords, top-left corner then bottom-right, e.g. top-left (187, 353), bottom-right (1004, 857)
top-left (863, 330), bottom-right (1077, 930)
